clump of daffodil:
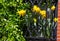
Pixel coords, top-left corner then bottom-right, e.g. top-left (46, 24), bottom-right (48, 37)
top-left (51, 5), bottom-right (55, 11)
top-left (32, 5), bottom-right (41, 13)
top-left (33, 18), bottom-right (37, 23)
top-left (40, 10), bottom-right (46, 18)
top-left (17, 10), bottom-right (26, 16)
top-left (53, 18), bottom-right (58, 22)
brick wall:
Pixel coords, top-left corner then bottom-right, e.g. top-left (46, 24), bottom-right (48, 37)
top-left (57, 1), bottom-right (60, 41)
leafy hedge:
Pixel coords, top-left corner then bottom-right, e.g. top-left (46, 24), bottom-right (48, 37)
top-left (0, 0), bottom-right (31, 41)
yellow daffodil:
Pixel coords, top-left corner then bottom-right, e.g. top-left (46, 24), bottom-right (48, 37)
top-left (17, 10), bottom-right (26, 16)
top-left (32, 5), bottom-right (41, 13)
top-left (53, 18), bottom-right (58, 22)
top-left (42, 14), bottom-right (46, 18)
top-left (51, 5), bottom-right (55, 11)
top-left (33, 18), bottom-right (37, 23)
top-left (40, 10), bottom-right (46, 15)
top-left (40, 10), bottom-right (46, 18)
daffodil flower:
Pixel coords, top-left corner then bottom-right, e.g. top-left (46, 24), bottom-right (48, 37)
top-left (53, 18), bottom-right (58, 22)
top-left (51, 5), bottom-right (55, 11)
top-left (32, 5), bottom-right (41, 13)
top-left (17, 10), bottom-right (26, 16)
top-left (40, 10), bottom-right (46, 18)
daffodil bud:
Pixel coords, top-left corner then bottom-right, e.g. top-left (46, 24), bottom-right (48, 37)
top-left (33, 18), bottom-right (37, 23)
top-left (47, 8), bottom-right (51, 18)
top-left (47, 8), bottom-right (50, 12)
top-left (34, 23), bottom-right (36, 26)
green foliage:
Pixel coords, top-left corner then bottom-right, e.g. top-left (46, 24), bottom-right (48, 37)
top-left (0, 0), bottom-right (57, 40)
top-left (0, 0), bottom-right (31, 41)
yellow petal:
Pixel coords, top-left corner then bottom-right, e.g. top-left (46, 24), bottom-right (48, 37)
top-left (17, 10), bottom-right (26, 16)
top-left (35, 7), bottom-right (40, 13)
top-left (42, 14), bottom-right (46, 18)
top-left (51, 5), bottom-right (55, 11)
top-left (53, 18), bottom-right (58, 22)
top-left (40, 10), bottom-right (46, 16)
top-left (32, 5), bottom-right (40, 13)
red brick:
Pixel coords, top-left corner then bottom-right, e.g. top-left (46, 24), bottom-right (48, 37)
top-left (57, 36), bottom-right (60, 38)
top-left (58, 21), bottom-right (60, 23)
top-left (58, 13), bottom-right (60, 14)
top-left (58, 8), bottom-right (60, 10)
top-left (57, 30), bottom-right (60, 32)
top-left (57, 27), bottom-right (60, 29)
top-left (58, 2), bottom-right (60, 4)
top-left (57, 25), bottom-right (60, 27)
top-left (58, 15), bottom-right (60, 17)
top-left (57, 28), bottom-right (60, 30)
top-left (58, 19), bottom-right (60, 21)
top-left (57, 39), bottom-right (60, 41)
top-left (58, 16), bottom-right (60, 17)
top-left (58, 11), bottom-right (60, 13)
top-left (58, 5), bottom-right (60, 7)
top-left (57, 2), bottom-right (60, 41)
top-left (57, 32), bottom-right (60, 34)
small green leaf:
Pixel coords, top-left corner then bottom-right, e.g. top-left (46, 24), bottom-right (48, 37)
top-left (0, 0), bottom-right (2, 3)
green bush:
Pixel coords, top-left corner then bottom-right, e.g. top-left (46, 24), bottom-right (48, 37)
top-left (0, 0), bottom-right (31, 41)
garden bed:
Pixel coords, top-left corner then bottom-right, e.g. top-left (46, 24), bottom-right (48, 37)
top-left (0, 0), bottom-right (58, 41)
top-left (25, 37), bottom-right (56, 41)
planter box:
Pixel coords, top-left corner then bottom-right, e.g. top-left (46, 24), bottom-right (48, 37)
top-left (22, 0), bottom-right (58, 41)
top-left (25, 37), bottom-right (56, 41)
